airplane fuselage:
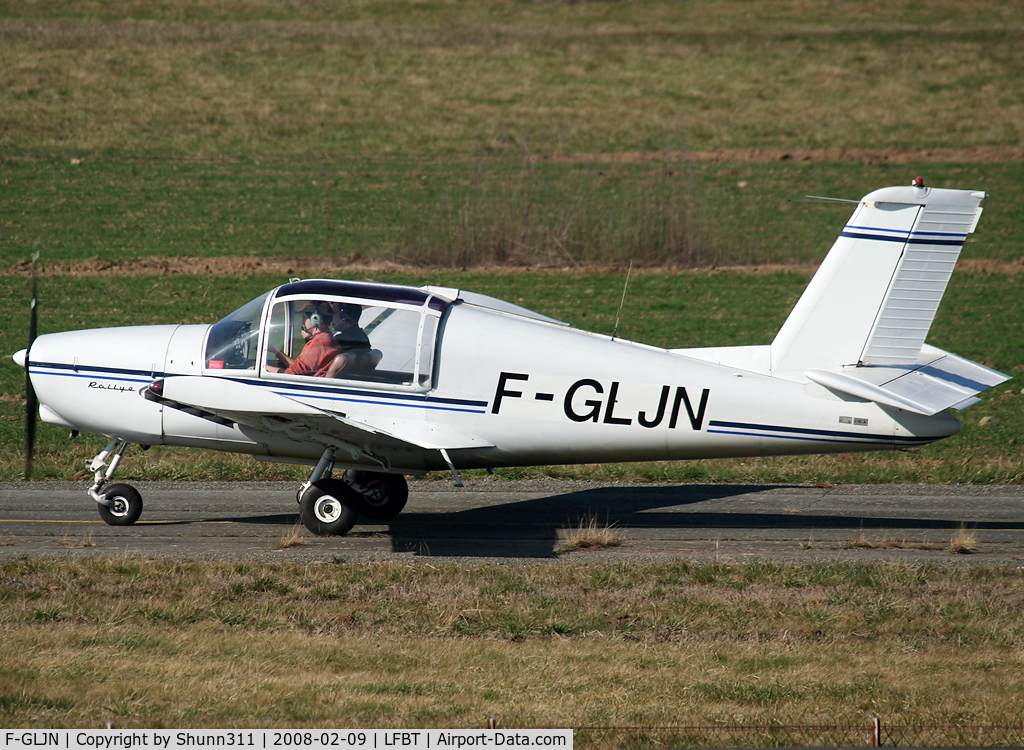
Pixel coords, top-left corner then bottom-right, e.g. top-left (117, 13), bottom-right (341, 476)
top-left (26, 298), bottom-right (960, 476)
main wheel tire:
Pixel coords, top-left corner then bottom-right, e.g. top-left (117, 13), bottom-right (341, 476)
top-left (97, 483), bottom-right (143, 526)
top-left (299, 478), bottom-right (359, 536)
top-left (344, 471), bottom-right (409, 520)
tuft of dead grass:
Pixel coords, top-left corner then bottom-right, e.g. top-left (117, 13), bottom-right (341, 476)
top-left (556, 514), bottom-right (624, 554)
top-left (950, 526), bottom-right (980, 555)
top-left (56, 530), bottom-right (96, 548)
top-left (275, 524), bottom-right (305, 550)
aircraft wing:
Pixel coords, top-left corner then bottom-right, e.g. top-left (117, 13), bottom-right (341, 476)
top-left (146, 376), bottom-right (492, 468)
top-left (805, 344), bottom-right (1009, 417)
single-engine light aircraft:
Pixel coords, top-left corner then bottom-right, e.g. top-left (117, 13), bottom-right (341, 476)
top-left (14, 181), bottom-right (1010, 535)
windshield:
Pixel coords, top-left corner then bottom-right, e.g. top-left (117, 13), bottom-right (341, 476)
top-left (204, 292), bottom-right (270, 370)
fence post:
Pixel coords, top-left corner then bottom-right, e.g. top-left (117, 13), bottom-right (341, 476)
top-left (873, 717), bottom-right (882, 747)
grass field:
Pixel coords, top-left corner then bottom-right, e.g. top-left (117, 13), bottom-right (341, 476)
top-left (2, 558), bottom-right (1024, 738)
top-left (4, 155), bottom-right (1024, 268)
top-left (3, 0), bottom-right (1023, 156)
top-left (3, 0), bottom-right (1024, 269)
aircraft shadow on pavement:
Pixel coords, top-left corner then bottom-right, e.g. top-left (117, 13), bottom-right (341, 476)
top-left (384, 484), bottom-right (1020, 559)
top-left (155, 485), bottom-right (1017, 560)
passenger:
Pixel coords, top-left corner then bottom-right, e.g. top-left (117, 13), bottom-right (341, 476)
top-left (325, 302), bottom-right (379, 378)
top-left (266, 302), bottom-right (340, 376)
top-left (331, 303), bottom-right (370, 350)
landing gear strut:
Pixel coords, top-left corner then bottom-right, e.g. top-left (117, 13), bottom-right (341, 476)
top-left (88, 439), bottom-right (143, 526)
top-left (296, 448), bottom-right (409, 535)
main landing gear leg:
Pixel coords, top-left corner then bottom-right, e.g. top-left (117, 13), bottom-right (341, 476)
top-left (87, 439), bottom-right (143, 526)
top-left (298, 447), bottom-right (359, 536)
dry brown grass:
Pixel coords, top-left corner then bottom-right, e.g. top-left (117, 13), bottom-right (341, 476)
top-left (848, 529), bottom-right (982, 555)
top-left (846, 533), bottom-right (944, 552)
top-left (56, 530), bottom-right (96, 548)
top-left (275, 523), bottom-right (305, 550)
top-left (3, 558), bottom-right (1024, 736)
top-left (556, 514), bottom-right (624, 554)
top-left (950, 526), bottom-right (980, 555)
top-left (2, 1), bottom-right (1022, 156)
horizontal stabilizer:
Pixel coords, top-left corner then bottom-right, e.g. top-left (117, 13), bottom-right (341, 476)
top-left (806, 345), bottom-right (1009, 416)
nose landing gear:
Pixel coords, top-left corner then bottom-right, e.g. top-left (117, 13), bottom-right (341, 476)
top-left (87, 439), bottom-right (143, 526)
top-left (97, 483), bottom-right (144, 526)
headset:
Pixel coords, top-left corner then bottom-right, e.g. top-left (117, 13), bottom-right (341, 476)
top-left (305, 302), bottom-right (333, 329)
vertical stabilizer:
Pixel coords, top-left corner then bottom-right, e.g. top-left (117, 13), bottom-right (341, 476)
top-left (770, 183), bottom-right (986, 379)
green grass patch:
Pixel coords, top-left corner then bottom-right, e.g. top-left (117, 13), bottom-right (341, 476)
top-left (4, 155), bottom-right (1023, 267)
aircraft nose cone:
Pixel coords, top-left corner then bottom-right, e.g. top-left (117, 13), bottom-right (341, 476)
top-left (13, 349), bottom-right (27, 368)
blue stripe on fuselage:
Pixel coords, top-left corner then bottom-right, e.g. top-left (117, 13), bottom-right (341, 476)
top-left (707, 419), bottom-right (931, 446)
top-left (28, 361), bottom-right (489, 415)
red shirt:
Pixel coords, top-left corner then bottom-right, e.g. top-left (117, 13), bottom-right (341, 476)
top-left (284, 330), bottom-right (339, 377)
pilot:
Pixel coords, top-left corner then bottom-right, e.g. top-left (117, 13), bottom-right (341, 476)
top-left (324, 302), bottom-right (380, 377)
top-left (266, 302), bottom-right (340, 377)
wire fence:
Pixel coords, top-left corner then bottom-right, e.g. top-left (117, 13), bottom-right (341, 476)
top-left (574, 720), bottom-right (1024, 748)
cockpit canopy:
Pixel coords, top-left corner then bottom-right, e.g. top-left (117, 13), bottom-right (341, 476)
top-left (204, 280), bottom-right (452, 390)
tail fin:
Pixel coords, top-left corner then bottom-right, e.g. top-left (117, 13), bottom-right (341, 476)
top-left (772, 183), bottom-right (986, 375)
top-left (770, 182), bottom-right (1008, 415)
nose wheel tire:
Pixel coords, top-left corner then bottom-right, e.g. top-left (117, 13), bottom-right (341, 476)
top-left (97, 483), bottom-right (143, 526)
top-left (299, 479), bottom-right (359, 536)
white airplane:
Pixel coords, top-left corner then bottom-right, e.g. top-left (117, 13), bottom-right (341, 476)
top-left (14, 180), bottom-right (1010, 536)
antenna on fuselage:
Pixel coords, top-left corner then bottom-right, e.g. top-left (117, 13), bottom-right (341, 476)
top-left (611, 259), bottom-right (633, 341)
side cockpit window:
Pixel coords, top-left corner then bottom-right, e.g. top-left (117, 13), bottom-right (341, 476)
top-left (262, 294), bottom-right (443, 389)
top-left (205, 292), bottom-right (270, 370)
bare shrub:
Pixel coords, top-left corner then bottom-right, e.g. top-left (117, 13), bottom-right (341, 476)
top-left (400, 151), bottom-right (718, 268)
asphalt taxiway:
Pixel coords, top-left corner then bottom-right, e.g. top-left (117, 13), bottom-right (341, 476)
top-left (1, 479), bottom-right (1022, 564)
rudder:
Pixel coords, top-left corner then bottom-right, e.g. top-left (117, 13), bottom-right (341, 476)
top-left (770, 182), bottom-right (987, 379)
